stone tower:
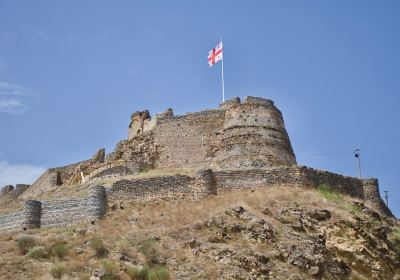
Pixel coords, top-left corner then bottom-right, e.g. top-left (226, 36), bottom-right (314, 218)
top-left (212, 96), bottom-right (296, 168)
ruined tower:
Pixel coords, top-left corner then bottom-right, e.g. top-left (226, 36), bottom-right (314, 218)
top-left (212, 96), bottom-right (296, 168)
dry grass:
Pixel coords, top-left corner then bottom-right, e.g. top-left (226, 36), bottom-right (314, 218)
top-left (0, 197), bottom-right (24, 215)
top-left (0, 185), bottom-right (374, 279)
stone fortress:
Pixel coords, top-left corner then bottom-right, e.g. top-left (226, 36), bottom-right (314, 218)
top-left (0, 96), bottom-right (393, 231)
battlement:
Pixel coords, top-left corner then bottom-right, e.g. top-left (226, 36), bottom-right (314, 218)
top-left (219, 96), bottom-right (274, 109)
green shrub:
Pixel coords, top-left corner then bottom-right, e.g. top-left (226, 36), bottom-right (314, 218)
top-left (139, 239), bottom-right (158, 265)
top-left (117, 239), bottom-right (131, 256)
top-left (51, 243), bottom-right (69, 259)
top-left (99, 259), bottom-right (119, 280)
top-left (27, 246), bottom-right (48, 259)
top-left (89, 237), bottom-right (107, 257)
top-left (126, 266), bottom-right (169, 280)
top-left (317, 184), bottom-right (343, 202)
top-left (139, 165), bottom-right (152, 173)
top-left (16, 235), bottom-right (36, 254)
top-left (100, 259), bottom-right (118, 274)
top-left (350, 203), bottom-right (363, 213)
top-left (148, 267), bottom-right (170, 280)
top-left (126, 266), bottom-right (149, 280)
top-left (100, 274), bottom-right (117, 280)
top-left (50, 263), bottom-right (66, 279)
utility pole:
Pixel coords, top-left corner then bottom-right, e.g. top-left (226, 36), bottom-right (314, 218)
top-left (354, 149), bottom-right (362, 179)
top-left (384, 191), bottom-right (389, 207)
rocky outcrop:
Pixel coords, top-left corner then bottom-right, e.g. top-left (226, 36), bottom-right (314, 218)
top-left (171, 204), bottom-right (399, 279)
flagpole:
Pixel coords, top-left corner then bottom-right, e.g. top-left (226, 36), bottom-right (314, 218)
top-left (221, 38), bottom-right (225, 102)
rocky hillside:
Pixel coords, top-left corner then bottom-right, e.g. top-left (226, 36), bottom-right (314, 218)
top-left (0, 186), bottom-right (399, 280)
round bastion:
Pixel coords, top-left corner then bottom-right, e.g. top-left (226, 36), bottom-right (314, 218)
top-left (213, 96), bottom-right (297, 168)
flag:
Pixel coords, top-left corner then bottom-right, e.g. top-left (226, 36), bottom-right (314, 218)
top-left (208, 41), bottom-right (223, 67)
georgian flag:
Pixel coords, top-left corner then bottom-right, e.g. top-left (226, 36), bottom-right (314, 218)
top-left (208, 41), bottom-right (223, 67)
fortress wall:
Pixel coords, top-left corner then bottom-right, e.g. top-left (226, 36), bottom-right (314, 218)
top-left (0, 211), bottom-right (24, 231)
top-left (41, 185), bottom-right (106, 228)
top-left (362, 179), bottom-right (393, 216)
top-left (0, 168), bottom-right (392, 232)
top-left (153, 110), bottom-right (225, 168)
top-left (213, 166), bottom-right (365, 199)
top-left (108, 175), bottom-right (195, 201)
top-left (118, 96), bottom-right (297, 170)
top-left (0, 186), bottom-right (107, 231)
top-left (13, 184), bottom-right (30, 198)
top-left (41, 198), bottom-right (91, 227)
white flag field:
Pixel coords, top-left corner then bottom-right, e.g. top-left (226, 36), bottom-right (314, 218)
top-left (208, 41), bottom-right (223, 67)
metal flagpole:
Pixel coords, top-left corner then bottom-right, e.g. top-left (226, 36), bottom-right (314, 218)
top-left (221, 38), bottom-right (225, 102)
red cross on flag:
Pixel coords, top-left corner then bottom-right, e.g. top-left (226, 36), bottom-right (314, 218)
top-left (208, 41), bottom-right (223, 67)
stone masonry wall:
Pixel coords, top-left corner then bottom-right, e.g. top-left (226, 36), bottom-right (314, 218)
top-left (213, 166), bottom-right (364, 198)
top-left (0, 211), bottom-right (24, 231)
top-left (108, 171), bottom-right (217, 202)
top-left (0, 186), bottom-right (107, 231)
top-left (154, 110), bottom-right (225, 168)
top-left (108, 166), bottom-right (390, 216)
top-left (0, 167), bottom-right (392, 232)
top-left (213, 96), bottom-right (296, 168)
top-left (115, 96), bottom-right (297, 170)
top-left (362, 178), bottom-right (392, 216)
top-left (108, 175), bottom-right (195, 201)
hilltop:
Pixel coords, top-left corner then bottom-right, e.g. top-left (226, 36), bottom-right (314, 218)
top-left (0, 186), bottom-right (399, 279)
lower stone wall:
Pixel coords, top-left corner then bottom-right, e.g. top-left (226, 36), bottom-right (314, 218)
top-left (41, 198), bottom-right (91, 228)
top-left (108, 175), bottom-right (195, 201)
top-left (362, 178), bottom-right (392, 216)
top-left (0, 166), bottom-right (392, 232)
top-left (0, 211), bottom-right (24, 231)
top-left (213, 166), bottom-right (364, 198)
top-left (108, 166), bottom-right (390, 216)
top-left (0, 186), bottom-right (107, 231)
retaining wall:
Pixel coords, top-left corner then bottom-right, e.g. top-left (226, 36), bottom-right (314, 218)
top-left (213, 166), bottom-right (364, 198)
top-left (0, 166), bottom-right (392, 232)
top-left (108, 175), bottom-right (195, 201)
top-left (108, 166), bottom-right (391, 216)
top-left (108, 170), bottom-right (217, 202)
top-left (0, 186), bottom-right (107, 231)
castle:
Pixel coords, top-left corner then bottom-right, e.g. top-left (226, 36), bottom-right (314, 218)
top-left (0, 96), bottom-right (393, 231)
top-left (119, 96), bottom-right (296, 170)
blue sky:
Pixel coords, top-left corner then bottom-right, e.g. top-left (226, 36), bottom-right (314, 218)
top-left (0, 1), bottom-right (399, 217)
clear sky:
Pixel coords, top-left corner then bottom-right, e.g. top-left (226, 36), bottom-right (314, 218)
top-left (0, 1), bottom-right (399, 217)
